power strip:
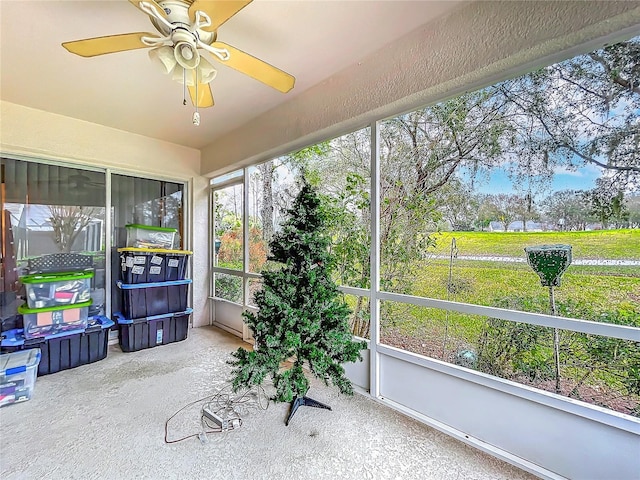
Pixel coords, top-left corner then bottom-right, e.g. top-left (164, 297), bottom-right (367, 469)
top-left (202, 407), bottom-right (229, 430)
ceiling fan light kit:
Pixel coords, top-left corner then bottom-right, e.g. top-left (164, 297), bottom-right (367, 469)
top-left (149, 45), bottom-right (217, 84)
top-left (61, 0), bottom-right (295, 126)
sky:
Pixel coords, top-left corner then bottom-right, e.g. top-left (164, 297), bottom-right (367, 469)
top-left (467, 163), bottom-right (602, 198)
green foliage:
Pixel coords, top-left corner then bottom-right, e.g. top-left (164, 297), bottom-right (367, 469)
top-left (323, 172), bottom-right (371, 289)
top-left (285, 142), bottom-right (332, 185)
top-left (569, 308), bottom-right (640, 397)
top-left (229, 179), bottom-right (366, 402)
top-left (226, 37), bottom-right (640, 413)
top-left (214, 274), bottom-right (242, 303)
top-left (473, 295), bottom-right (640, 410)
top-left (217, 228), bottom-right (243, 269)
top-left (476, 296), bottom-right (554, 380)
top-left (582, 185), bottom-right (630, 229)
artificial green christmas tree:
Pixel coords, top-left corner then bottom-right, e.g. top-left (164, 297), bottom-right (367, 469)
top-left (229, 179), bottom-right (366, 425)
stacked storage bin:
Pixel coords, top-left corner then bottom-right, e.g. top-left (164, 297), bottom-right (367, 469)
top-left (116, 224), bottom-right (192, 352)
top-left (19, 271), bottom-right (93, 338)
top-left (0, 254), bottom-right (114, 376)
top-left (0, 349), bottom-right (41, 407)
top-left (1, 317), bottom-right (114, 376)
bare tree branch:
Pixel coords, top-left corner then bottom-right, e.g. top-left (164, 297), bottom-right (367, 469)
top-left (588, 52), bottom-right (640, 96)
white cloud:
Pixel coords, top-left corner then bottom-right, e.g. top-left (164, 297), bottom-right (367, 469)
top-left (553, 163), bottom-right (602, 177)
top-left (553, 166), bottom-right (584, 177)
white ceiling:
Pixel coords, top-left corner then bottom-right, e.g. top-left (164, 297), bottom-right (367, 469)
top-left (0, 0), bottom-right (464, 150)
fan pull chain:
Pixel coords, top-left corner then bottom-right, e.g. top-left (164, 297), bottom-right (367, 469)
top-left (193, 68), bottom-right (200, 126)
top-left (182, 68), bottom-right (187, 106)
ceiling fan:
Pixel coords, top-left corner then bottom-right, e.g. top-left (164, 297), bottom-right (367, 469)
top-left (37, 173), bottom-right (104, 195)
top-left (62, 0), bottom-right (295, 123)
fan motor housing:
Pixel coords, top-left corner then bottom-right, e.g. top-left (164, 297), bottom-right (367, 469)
top-left (150, 0), bottom-right (215, 45)
top-left (172, 29), bottom-right (200, 69)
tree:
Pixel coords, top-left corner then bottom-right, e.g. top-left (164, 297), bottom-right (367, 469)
top-left (229, 179), bottom-right (366, 424)
top-left (48, 205), bottom-right (98, 252)
top-left (541, 189), bottom-right (590, 231)
top-left (626, 195), bottom-right (640, 228)
top-left (474, 195), bottom-right (495, 231)
top-left (583, 180), bottom-right (629, 229)
top-left (247, 36), bottom-right (640, 342)
top-left (513, 192), bottom-right (539, 232)
top-left (285, 137), bottom-right (374, 336)
top-left (257, 161), bottom-right (276, 245)
top-left (496, 36), bottom-right (640, 191)
top-left (486, 193), bottom-right (521, 231)
top-left (611, 191), bottom-right (630, 228)
top-left (439, 179), bottom-right (479, 231)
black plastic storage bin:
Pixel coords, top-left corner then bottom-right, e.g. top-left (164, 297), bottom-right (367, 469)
top-left (118, 248), bottom-right (192, 284)
top-left (119, 249), bottom-right (164, 284)
top-left (164, 251), bottom-right (190, 281)
top-left (0, 316), bottom-right (114, 376)
top-left (115, 309), bottom-right (192, 352)
top-left (117, 279), bottom-right (191, 320)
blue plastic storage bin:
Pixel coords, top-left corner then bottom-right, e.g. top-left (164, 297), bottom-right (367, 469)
top-left (1, 316), bottom-right (114, 376)
top-left (0, 348), bottom-right (41, 407)
top-left (117, 279), bottom-right (191, 319)
top-left (115, 309), bottom-right (192, 352)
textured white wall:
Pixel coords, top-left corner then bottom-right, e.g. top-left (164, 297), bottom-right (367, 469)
top-left (0, 100), bottom-right (210, 328)
top-left (189, 176), bottom-right (211, 328)
top-left (1, 101), bottom-right (199, 175)
top-left (201, 0), bottom-right (640, 176)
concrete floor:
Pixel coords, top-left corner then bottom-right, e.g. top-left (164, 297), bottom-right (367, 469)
top-left (0, 326), bottom-right (537, 480)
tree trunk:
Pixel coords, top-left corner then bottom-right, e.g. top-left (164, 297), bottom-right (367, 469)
top-left (258, 162), bottom-right (274, 246)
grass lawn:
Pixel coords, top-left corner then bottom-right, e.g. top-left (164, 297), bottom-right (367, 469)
top-left (413, 260), bottom-right (640, 313)
top-left (379, 256), bottom-right (639, 345)
top-left (430, 229), bottom-right (640, 260)
top-left (379, 258), bottom-right (640, 416)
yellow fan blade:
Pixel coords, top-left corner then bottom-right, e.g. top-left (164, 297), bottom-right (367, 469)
top-left (188, 83), bottom-right (215, 108)
top-left (189, 0), bottom-right (252, 31)
top-left (128, 0), bottom-right (168, 18)
top-left (129, 0), bottom-right (168, 18)
top-left (62, 33), bottom-right (157, 57)
top-left (211, 41), bottom-right (295, 93)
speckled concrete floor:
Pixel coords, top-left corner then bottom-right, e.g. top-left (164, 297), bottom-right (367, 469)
top-left (0, 327), bottom-right (537, 480)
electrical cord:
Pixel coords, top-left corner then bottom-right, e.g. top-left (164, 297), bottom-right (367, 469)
top-left (164, 383), bottom-right (270, 444)
top-left (164, 394), bottom-right (222, 444)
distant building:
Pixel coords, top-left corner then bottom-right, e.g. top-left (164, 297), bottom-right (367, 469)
top-left (488, 220), bottom-right (546, 232)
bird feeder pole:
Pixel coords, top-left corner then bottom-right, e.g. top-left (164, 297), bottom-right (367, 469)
top-left (524, 244), bottom-right (572, 395)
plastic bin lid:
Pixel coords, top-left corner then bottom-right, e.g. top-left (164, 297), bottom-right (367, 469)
top-left (20, 270), bottom-right (94, 283)
top-left (125, 224), bottom-right (177, 233)
top-left (0, 316), bottom-right (115, 347)
top-left (114, 308), bottom-right (193, 324)
top-left (87, 316), bottom-right (115, 330)
top-left (116, 279), bottom-right (192, 289)
top-left (117, 247), bottom-right (193, 255)
top-left (1, 327), bottom-right (84, 346)
top-left (0, 348), bottom-right (41, 375)
top-left (18, 299), bottom-right (93, 314)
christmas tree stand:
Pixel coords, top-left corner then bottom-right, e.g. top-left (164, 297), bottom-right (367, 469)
top-left (285, 394), bottom-right (332, 426)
